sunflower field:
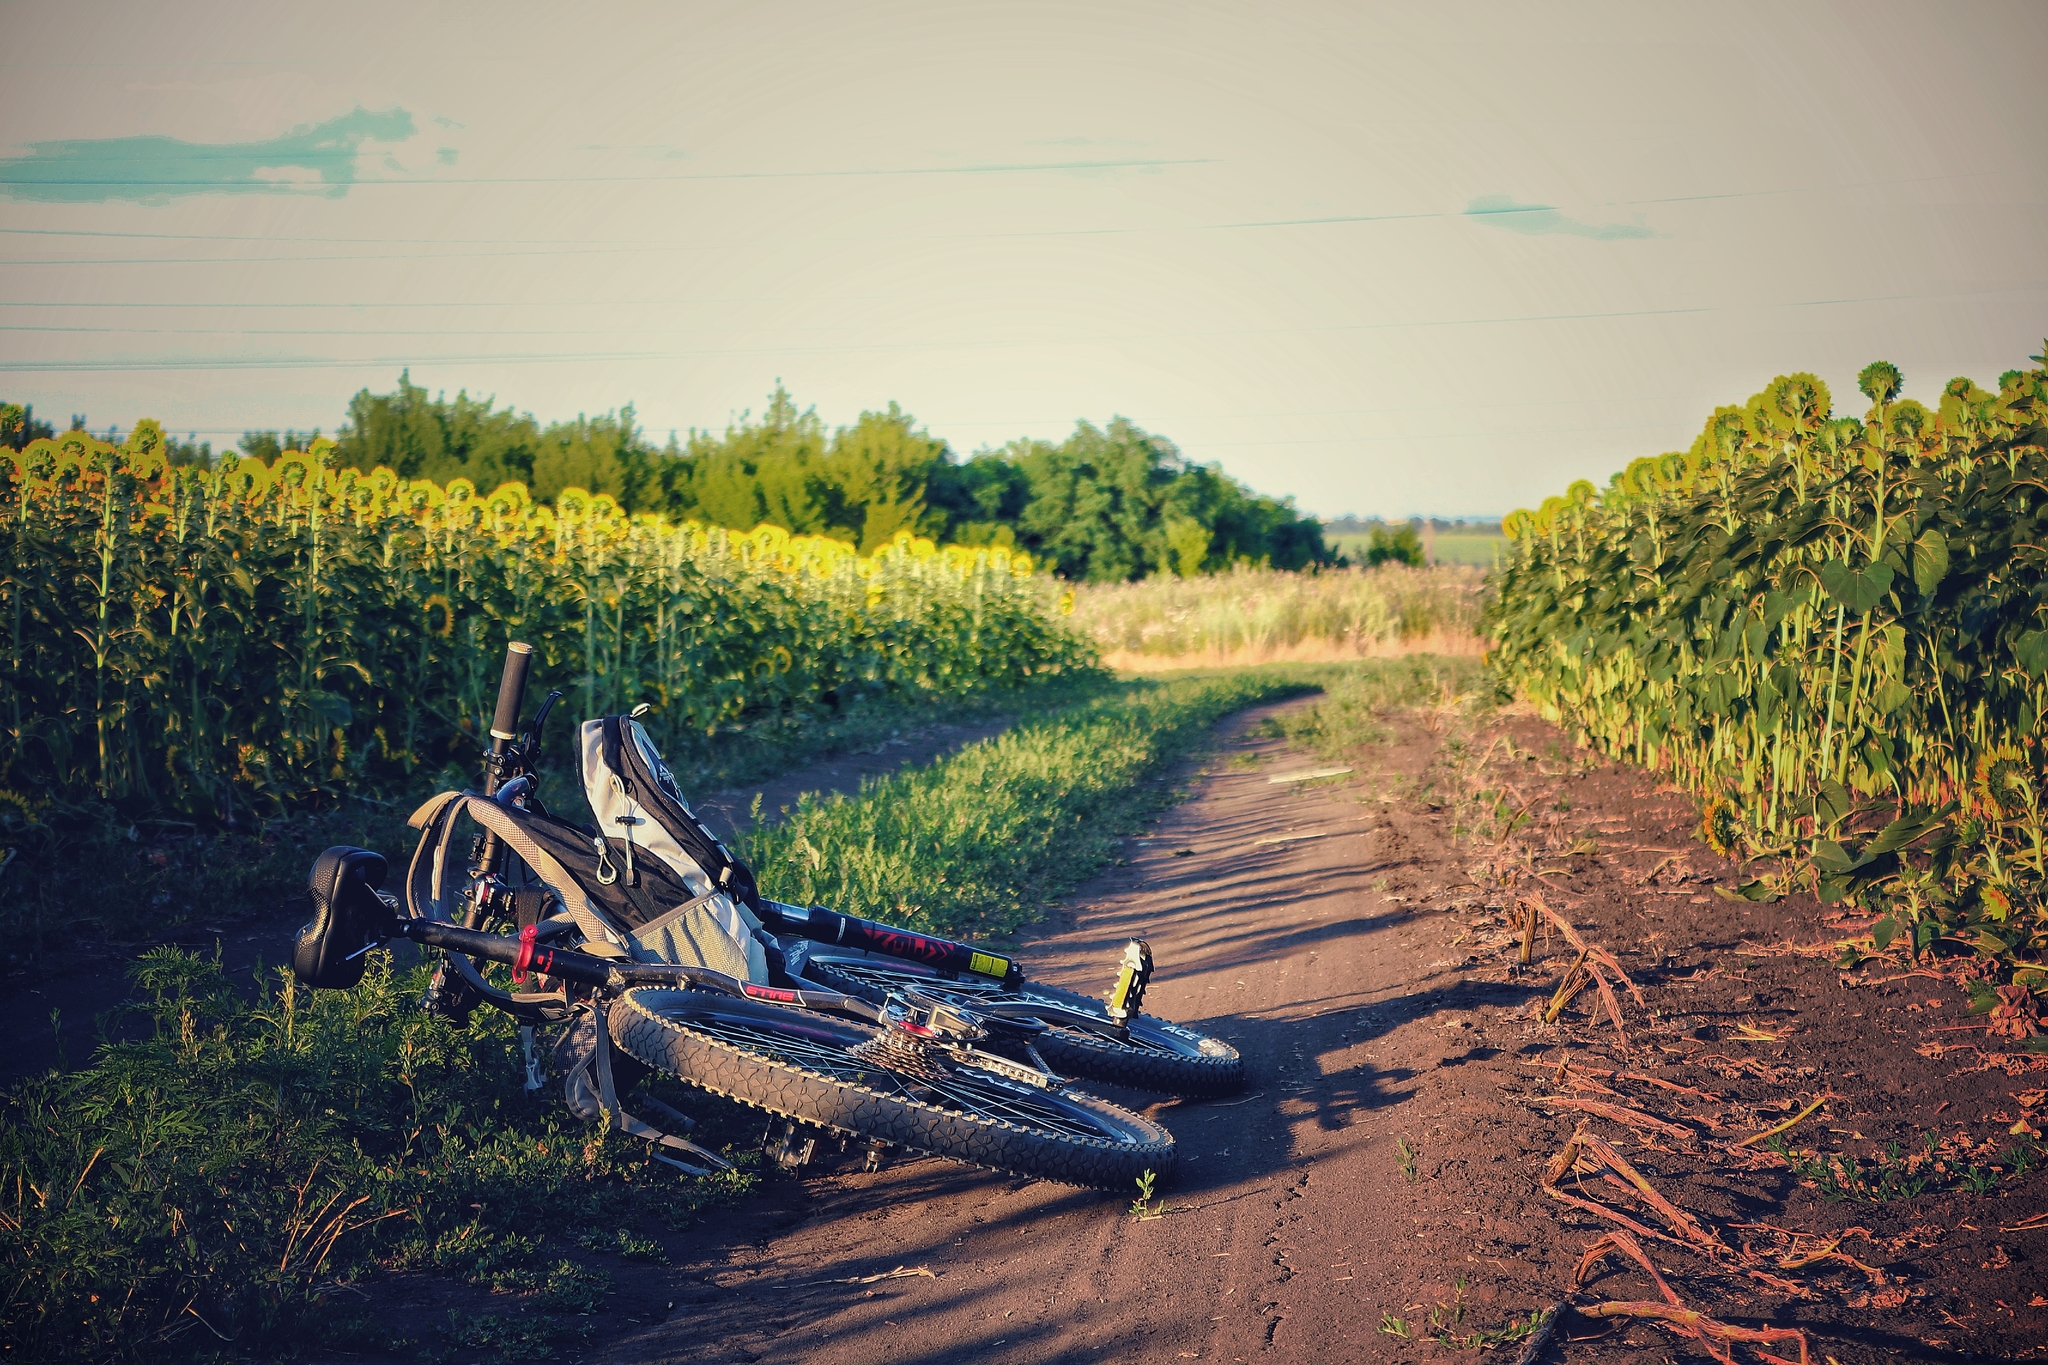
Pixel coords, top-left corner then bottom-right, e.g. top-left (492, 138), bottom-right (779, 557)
top-left (1488, 345), bottom-right (2048, 963)
top-left (0, 433), bottom-right (1092, 826)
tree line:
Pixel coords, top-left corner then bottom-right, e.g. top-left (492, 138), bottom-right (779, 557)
top-left (325, 376), bottom-right (1331, 580)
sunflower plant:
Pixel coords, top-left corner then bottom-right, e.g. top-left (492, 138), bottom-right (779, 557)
top-left (1489, 346), bottom-right (2048, 972)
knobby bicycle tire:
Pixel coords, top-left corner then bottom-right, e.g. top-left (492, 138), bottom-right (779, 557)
top-left (607, 987), bottom-right (1175, 1190)
top-left (796, 951), bottom-right (1244, 1098)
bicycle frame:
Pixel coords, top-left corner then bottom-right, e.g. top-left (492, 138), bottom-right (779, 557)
top-left (757, 900), bottom-right (1025, 988)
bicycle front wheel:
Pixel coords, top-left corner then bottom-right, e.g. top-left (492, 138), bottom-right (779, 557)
top-left (607, 988), bottom-right (1175, 1190)
top-left (795, 950), bottom-right (1244, 1098)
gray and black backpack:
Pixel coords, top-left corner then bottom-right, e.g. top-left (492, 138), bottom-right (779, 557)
top-left (405, 714), bottom-right (772, 984)
top-left (574, 713), bottom-right (771, 984)
top-left (401, 712), bottom-right (776, 1171)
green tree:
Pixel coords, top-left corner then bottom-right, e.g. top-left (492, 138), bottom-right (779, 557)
top-left (1011, 419), bottom-right (1180, 581)
top-left (306, 375), bottom-right (1330, 577)
top-left (675, 383), bottom-right (829, 533)
top-left (1363, 523), bottom-right (1425, 567)
top-left (528, 408), bottom-right (653, 506)
top-left (238, 429), bottom-right (324, 464)
top-left (926, 453), bottom-right (1030, 547)
top-left (980, 418), bottom-right (1330, 581)
top-left (821, 402), bottom-right (948, 551)
top-left (336, 371), bottom-right (449, 480)
top-left (333, 373), bottom-right (663, 509)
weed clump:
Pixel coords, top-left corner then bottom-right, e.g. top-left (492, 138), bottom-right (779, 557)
top-left (0, 950), bottom-right (755, 1361)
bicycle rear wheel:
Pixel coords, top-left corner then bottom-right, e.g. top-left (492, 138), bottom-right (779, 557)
top-left (608, 987), bottom-right (1175, 1190)
top-left (795, 950), bottom-right (1244, 1098)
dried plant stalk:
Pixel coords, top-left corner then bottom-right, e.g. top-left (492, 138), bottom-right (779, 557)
top-left (1576, 1300), bottom-right (1810, 1364)
top-left (1732, 1094), bottom-right (1830, 1148)
top-left (1545, 949), bottom-right (1592, 1023)
top-left (1537, 1096), bottom-right (1693, 1139)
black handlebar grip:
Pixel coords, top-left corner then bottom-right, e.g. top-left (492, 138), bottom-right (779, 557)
top-left (491, 642), bottom-right (534, 742)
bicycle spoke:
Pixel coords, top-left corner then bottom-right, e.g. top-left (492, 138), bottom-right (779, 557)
top-left (671, 1012), bottom-right (1124, 1142)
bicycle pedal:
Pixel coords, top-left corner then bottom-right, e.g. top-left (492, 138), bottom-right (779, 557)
top-left (862, 1140), bottom-right (893, 1174)
top-left (1105, 939), bottom-right (1153, 1024)
top-left (420, 962), bottom-right (480, 1025)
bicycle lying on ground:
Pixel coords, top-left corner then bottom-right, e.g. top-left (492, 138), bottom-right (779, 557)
top-left (293, 643), bottom-right (1241, 1189)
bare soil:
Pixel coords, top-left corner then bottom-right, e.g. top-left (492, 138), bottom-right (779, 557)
top-left (330, 697), bottom-right (2046, 1365)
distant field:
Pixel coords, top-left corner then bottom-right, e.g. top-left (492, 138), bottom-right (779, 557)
top-left (1066, 563), bottom-right (1489, 670)
top-left (1326, 532), bottom-right (1504, 568)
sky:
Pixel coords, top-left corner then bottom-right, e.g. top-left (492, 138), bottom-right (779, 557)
top-left (0, 0), bottom-right (2041, 519)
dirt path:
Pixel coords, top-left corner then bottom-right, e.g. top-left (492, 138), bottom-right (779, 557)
top-left (573, 701), bottom-right (1563, 1365)
top-left (589, 700), bottom-right (1530, 1365)
top-left (522, 699), bottom-right (2047, 1365)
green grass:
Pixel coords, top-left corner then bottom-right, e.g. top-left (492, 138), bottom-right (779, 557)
top-left (1325, 532), bottom-right (1504, 568)
top-left (1425, 534), bottom-right (1507, 567)
top-left (0, 949), bottom-right (762, 1362)
top-left (1763, 1131), bottom-right (2044, 1202)
top-left (1266, 656), bottom-right (1491, 760)
top-left (740, 670), bottom-right (1320, 940)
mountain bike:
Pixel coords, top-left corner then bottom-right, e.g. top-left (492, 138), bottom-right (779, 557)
top-left (293, 643), bottom-right (1187, 1189)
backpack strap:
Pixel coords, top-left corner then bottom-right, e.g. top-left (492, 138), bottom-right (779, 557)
top-left (603, 716), bottom-right (764, 913)
top-left (585, 1003), bottom-right (733, 1175)
top-left (406, 789), bottom-right (635, 960)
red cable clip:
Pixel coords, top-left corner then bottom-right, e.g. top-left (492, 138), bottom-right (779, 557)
top-left (512, 923), bottom-right (539, 984)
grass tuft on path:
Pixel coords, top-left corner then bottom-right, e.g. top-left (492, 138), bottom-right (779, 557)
top-left (1265, 655), bottom-right (1491, 759)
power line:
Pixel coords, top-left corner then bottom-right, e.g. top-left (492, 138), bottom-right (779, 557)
top-left (0, 298), bottom-right (855, 308)
top-left (0, 156), bottom-right (1213, 189)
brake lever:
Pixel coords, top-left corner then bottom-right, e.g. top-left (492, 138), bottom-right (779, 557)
top-left (522, 690), bottom-right (564, 769)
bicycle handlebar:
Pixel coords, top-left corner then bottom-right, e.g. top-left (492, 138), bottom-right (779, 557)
top-left (491, 642), bottom-right (534, 743)
top-left (472, 642), bottom-right (534, 877)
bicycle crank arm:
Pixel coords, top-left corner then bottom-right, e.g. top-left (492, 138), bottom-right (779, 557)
top-left (965, 997), bottom-right (1136, 1039)
top-left (943, 1045), bottom-right (1066, 1090)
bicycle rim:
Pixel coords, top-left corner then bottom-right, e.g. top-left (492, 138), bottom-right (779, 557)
top-left (608, 987), bottom-right (1175, 1189)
